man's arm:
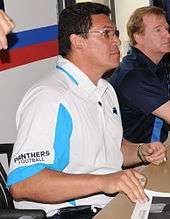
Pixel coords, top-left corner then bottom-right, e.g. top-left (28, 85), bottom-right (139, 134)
top-left (121, 138), bottom-right (167, 167)
top-left (0, 9), bottom-right (15, 50)
top-left (10, 140), bottom-right (166, 204)
top-left (152, 100), bottom-right (170, 124)
top-left (9, 167), bottom-right (148, 204)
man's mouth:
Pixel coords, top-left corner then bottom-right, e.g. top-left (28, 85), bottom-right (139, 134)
top-left (162, 41), bottom-right (170, 46)
top-left (111, 46), bottom-right (120, 55)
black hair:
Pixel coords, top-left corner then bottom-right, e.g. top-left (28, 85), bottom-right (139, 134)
top-left (59, 2), bottom-right (111, 57)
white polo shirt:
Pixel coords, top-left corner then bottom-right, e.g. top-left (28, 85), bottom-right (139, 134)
top-left (8, 56), bottom-right (123, 217)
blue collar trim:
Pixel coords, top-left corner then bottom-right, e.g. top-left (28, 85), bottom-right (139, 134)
top-left (56, 66), bottom-right (78, 86)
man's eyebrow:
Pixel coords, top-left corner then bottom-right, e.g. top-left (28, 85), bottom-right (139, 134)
top-left (154, 25), bottom-right (162, 28)
top-left (102, 25), bottom-right (115, 29)
top-left (91, 25), bottom-right (115, 30)
top-left (154, 24), bottom-right (169, 29)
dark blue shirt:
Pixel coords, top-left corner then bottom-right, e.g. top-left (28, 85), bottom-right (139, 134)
top-left (110, 47), bottom-right (170, 143)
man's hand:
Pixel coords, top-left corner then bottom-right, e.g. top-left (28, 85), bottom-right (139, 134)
top-left (0, 10), bottom-right (15, 50)
top-left (141, 142), bottom-right (167, 165)
top-left (99, 169), bottom-right (148, 203)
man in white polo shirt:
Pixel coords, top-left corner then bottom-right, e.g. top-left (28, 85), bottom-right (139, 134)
top-left (7, 2), bottom-right (166, 219)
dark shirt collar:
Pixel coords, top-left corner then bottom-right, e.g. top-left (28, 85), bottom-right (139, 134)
top-left (128, 47), bottom-right (163, 74)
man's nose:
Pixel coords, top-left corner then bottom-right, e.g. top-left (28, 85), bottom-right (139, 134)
top-left (112, 34), bottom-right (121, 46)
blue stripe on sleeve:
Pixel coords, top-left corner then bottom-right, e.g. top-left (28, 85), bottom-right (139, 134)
top-left (7, 164), bottom-right (46, 186)
top-left (150, 117), bottom-right (163, 142)
top-left (7, 103), bottom-right (73, 187)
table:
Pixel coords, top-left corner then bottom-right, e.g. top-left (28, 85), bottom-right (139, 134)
top-left (94, 149), bottom-right (170, 219)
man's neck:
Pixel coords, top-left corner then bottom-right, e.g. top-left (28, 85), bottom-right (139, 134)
top-left (66, 54), bottom-right (103, 85)
top-left (134, 45), bottom-right (164, 64)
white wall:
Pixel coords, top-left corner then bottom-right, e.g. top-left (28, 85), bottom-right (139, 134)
top-left (114, 0), bottom-right (150, 56)
top-left (5, 0), bottom-right (58, 32)
top-left (0, 57), bottom-right (56, 142)
top-left (0, 0), bottom-right (58, 143)
top-left (76, 0), bottom-right (110, 7)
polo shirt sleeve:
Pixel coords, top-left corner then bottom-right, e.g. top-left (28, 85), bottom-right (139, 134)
top-left (7, 87), bottom-right (73, 186)
top-left (118, 70), bottom-right (169, 115)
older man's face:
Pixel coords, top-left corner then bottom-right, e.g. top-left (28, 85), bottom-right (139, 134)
top-left (136, 14), bottom-right (170, 62)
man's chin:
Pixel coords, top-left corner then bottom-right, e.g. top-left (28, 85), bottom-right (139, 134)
top-left (111, 57), bottom-right (120, 68)
top-left (161, 45), bottom-right (170, 53)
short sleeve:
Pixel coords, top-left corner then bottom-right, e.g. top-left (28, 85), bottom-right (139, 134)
top-left (7, 87), bottom-right (73, 186)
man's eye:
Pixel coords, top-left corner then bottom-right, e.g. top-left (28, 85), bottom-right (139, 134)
top-left (103, 30), bottom-right (109, 38)
top-left (115, 30), bottom-right (119, 37)
top-left (101, 29), bottom-right (119, 38)
top-left (154, 27), bottom-right (161, 32)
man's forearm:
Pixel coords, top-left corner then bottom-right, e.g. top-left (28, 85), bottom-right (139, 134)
top-left (152, 100), bottom-right (170, 124)
top-left (9, 167), bottom-right (148, 204)
top-left (10, 168), bottom-right (103, 203)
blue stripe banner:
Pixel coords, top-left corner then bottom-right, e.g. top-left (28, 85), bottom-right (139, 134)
top-left (0, 25), bottom-right (59, 71)
top-left (9, 25), bottom-right (58, 49)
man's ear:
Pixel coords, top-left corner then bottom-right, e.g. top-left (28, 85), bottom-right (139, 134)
top-left (70, 34), bottom-right (86, 49)
top-left (133, 32), bottom-right (143, 45)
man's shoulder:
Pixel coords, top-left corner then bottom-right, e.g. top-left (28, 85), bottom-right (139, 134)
top-left (20, 70), bottom-right (70, 109)
top-left (110, 51), bottom-right (148, 89)
top-left (109, 59), bottom-right (137, 89)
top-left (34, 69), bottom-right (69, 93)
